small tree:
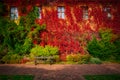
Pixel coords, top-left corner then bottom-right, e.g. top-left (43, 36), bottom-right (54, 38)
top-left (87, 28), bottom-right (120, 61)
top-left (0, 6), bottom-right (46, 63)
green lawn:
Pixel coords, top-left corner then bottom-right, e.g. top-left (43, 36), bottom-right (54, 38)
top-left (0, 75), bottom-right (34, 80)
top-left (84, 74), bottom-right (120, 80)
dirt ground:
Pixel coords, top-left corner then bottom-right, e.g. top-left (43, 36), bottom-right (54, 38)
top-left (0, 64), bottom-right (120, 80)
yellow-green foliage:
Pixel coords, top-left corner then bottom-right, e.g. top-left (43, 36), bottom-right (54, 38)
top-left (66, 53), bottom-right (91, 64)
top-left (2, 54), bottom-right (23, 64)
top-left (30, 45), bottom-right (59, 59)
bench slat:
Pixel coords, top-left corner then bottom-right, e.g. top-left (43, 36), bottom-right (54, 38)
top-left (34, 56), bottom-right (55, 65)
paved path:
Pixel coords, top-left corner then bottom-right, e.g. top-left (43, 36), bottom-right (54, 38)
top-left (0, 64), bottom-right (120, 80)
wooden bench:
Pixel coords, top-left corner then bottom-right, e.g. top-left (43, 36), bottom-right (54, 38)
top-left (34, 56), bottom-right (55, 65)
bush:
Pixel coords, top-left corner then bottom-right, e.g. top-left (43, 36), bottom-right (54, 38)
top-left (113, 39), bottom-right (120, 62)
top-left (78, 54), bottom-right (91, 64)
top-left (67, 54), bottom-right (76, 63)
top-left (30, 45), bottom-right (43, 59)
top-left (0, 6), bottom-right (46, 61)
top-left (87, 28), bottom-right (119, 61)
top-left (2, 53), bottom-right (23, 64)
top-left (89, 57), bottom-right (102, 64)
top-left (30, 45), bottom-right (59, 59)
top-left (66, 54), bottom-right (91, 64)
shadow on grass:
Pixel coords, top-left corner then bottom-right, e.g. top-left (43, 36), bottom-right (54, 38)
top-left (84, 74), bottom-right (120, 80)
top-left (0, 75), bottom-right (34, 80)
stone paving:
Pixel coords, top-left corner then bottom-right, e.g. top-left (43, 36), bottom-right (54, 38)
top-left (0, 64), bottom-right (120, 80)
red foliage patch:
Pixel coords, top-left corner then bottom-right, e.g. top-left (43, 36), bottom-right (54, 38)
top-left (4, 0), bottom-right (120, 60)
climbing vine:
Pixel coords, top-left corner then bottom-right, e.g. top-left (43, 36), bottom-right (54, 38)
top-left (0, 6), bottom-right (45, 63)
top-left (3, 0), bottom-right (120, 61)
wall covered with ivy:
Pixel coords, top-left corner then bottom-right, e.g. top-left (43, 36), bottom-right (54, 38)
top-left (4, 0), bottom-right (120, 60)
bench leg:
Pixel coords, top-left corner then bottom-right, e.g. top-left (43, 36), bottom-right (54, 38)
top-left (50, 59), bottom-right (54, 65)
top-left (34, 60), bottom-right (37, 65)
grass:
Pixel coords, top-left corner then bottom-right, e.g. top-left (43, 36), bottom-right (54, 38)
top-left (0, 75), bottom-right (34, 80)
top-left (84, 74), bottom-right (120, 80)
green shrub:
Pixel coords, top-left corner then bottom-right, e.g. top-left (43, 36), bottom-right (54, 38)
top-left (66, 54), bottom-right (91, 64)
top-left (89, 57), bottom-right (102, 64)
top-left (99, 28), bottom-right (113, 42)
top-left (67, 54), bottom-right (82, 62)
top-left (0, 6), bottom-right (46, 60)
top-left (30, 45), bottom-right (43, 59)
top-left (87, 28), bottom-right (118, 61)
top-left (66, 54), bottom-right (75, 62)
top-left (30, 45), bottom-right (59, 59)
top-left (78, 54), bottom-right (91, 64)
top-left (2, 53), bottom-right (23, 64)
top-left (21, 38), bottom-right (33, 54)
top-left (113, 39), bottom-right (120, 62)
